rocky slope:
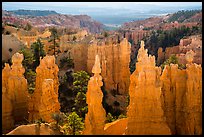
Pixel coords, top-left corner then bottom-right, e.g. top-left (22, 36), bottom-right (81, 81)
top-left (119, 10), bottom-right (202, 72)
top-left (2, 10), bottom-right (104, 33)
top-left (121, 10), bottom-right (202, 31)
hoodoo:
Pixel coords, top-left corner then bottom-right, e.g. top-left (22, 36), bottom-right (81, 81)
top-left (28, 55), bottom-right (60, 122)
top-left (125, 41), bottom-right (171, 135)
top-left (83, 55), bottom-right (106, 135)
top-left (7, 53), bottom-right (29, 123)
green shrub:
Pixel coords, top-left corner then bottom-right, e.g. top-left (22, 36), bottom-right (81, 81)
top-left (161, 54), bottom-right (185, 70)
top-left (60, 56), bottom-right (74, 69)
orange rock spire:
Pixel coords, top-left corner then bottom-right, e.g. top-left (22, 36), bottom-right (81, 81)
top-left (83, 55), bottom-right (106, 135)
top-left (125, 41), bottom-right (171, 135)
top-left (7, 53), bottom-right (28, 123)
top-left (28, 55), bottom-right (60, 122)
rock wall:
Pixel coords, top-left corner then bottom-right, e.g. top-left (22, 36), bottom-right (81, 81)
top-left (184, 63), bottom-right (202, 134)
top-left (59, 41), bottom-right (88, 71)
top-left (124, 30), bottom-right (149, 45)
top-left (125, 41), bottom-right (171, 135)
top-left (58, 34), bottom-right (94, 72)
top-left (83, 55), bottom-right (106, 135)
top-left (87, 38), bottom-right (131, 95)
top-left (7, 53), bottom-right (29, 123)
top-left (160, 50), bottom-right (202, 135)
top-left (28, 55), bottom-right (60, 122)
top-left (160, 64), bottom-right (186, 134)
top-left (59, 36), bottom-right (130, 95)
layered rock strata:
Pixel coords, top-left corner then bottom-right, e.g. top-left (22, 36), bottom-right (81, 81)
top-left (83, 55), bottom-right (106, 135)
top-left (87, 38), bottom-right (131, 95)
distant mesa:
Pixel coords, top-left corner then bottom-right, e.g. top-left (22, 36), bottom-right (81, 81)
top-left (8, 9), bottom-right (59, 16)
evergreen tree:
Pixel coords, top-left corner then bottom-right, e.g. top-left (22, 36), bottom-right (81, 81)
top-left (49, 27), bottom-right (59, 56)
top-left (62, 112), bottom-right (84, 135)
top-left (19, 47), bottom-right (36, 93)
top-left (31, 39), bottom-right (46, 68)
top-left (72, 71), bottom-right (90, 95)
top-left (72, 71), bottom-right (90, 118)
top-left (74, 92), bottom-right (87, 118)
top-left (19, 47), bottom-right (35, 70)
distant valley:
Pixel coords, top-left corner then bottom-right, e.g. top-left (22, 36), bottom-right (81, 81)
top-left (3, 3), bottom-right (202, 30)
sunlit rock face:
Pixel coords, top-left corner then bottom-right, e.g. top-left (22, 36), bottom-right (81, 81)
top-left (87, 38), bottom-right (131, 95)
top-left (160, 64), bottom-right (187, 135)
top-left (6, 123), bottom-right (62, 135)
top-left (59, 36), bottom-right (131, 95)
top-left (2, 53), bottom-right (28, 133)
top-left (125, 41), bottom-right (171, 135)
top-left (59, 41), bottom-right (88, 71)
top-left (2, 64), bottom-right (13, 133)
top-left (2, 87), bottom-right (14, 134)
top-left (2, 63), bottom-right (11, 91)
top-left (104, 118), bottom-right (128, 135)
top-left (28, 55), bottom-right (60, 122)
top-left (160, 50), bottom-right (202, 135)
top-left (7, 53), bottom-right (29, 123)
top-left (38, 79), bottom-right (60, 123)
top-left (184, 61), bottom-right (202, 135)
top-left (83, 55), bottom-right (106, 135)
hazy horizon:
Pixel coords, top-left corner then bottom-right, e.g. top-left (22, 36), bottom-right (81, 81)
top-left (2, 2), bottom-right (202, 27)
top-left (2, 2), bottom-right (202, 10)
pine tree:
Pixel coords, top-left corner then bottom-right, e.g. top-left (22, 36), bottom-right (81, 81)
top-left (49, 27), bottom-right (59, 56)
top-left (62, 112), bottom-right (84, 135)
